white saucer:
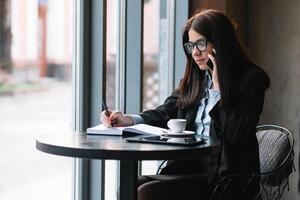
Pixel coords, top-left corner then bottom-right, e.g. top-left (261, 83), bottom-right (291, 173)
top-left (163, 130), bottom-right (195, 137)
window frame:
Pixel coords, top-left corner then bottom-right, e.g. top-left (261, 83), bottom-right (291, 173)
top-left (73, 0), bottom-right (106, 200)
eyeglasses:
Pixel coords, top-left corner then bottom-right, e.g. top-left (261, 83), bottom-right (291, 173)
top-left (184, 38), bottom-right (207, 54)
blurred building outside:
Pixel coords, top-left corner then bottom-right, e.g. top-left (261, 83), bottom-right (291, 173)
top-left (0, 0), bottom-right (73, 200)
top-left (0, 0), bottom-right (72, 93)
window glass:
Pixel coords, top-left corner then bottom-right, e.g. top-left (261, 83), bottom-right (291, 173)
top-left (106, 0), bottom-right (117, 110)
top-left (0, 0), bottom-right (73, 199)
top-left (105, 0), bottom-right (118, 199)
top-left (142, 0), bottom-right (160, 176)
top-left (143, 0), bottom-right (160, 111)
top-left (142, 0), bottom-right (173, 175)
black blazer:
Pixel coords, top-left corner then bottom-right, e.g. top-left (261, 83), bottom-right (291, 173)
top-left (140, 66), bottom-right (270, 198)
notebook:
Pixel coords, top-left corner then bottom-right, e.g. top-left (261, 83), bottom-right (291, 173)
top-left (86, 124), bottom-right (167, 136)
top-left (126, 135), bottom-right (207, 146)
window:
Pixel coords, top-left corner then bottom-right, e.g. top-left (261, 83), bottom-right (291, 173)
top-left (143, 0), bottom-right (160, 110)
top-left (142, 0), bottom-right (175, 175)
top-left (105, 1), bottom-right (118, 199)
top-left (0, 0), bottom-right (74, 199)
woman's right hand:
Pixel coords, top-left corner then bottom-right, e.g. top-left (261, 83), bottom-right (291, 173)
top-left (208, 48), bottom-right (219, 90)
top-left (100, 110), bottom-right (134, 127)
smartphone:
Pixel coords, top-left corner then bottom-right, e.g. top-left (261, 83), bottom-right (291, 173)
top-left (207, 50), bottom-right (216, 70)
top-left (207, 59), bottom-right (214, 70)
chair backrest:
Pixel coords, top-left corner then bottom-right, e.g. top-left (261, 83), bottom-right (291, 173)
top-left (256, 125), bottom-right (294, 187)
top-left (209, 125), bottom-right (295, 200)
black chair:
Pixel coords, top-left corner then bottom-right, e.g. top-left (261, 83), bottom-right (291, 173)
top-left (210, 124), bottom-right (295, 200)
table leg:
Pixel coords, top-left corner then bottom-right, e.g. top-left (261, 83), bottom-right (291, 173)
top-left (119, 160), bottom-right (138, 200)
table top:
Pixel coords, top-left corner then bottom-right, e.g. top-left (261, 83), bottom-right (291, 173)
top-left (36, 132), bottom-right (221, 161)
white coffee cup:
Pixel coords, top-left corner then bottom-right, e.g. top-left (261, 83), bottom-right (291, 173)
top-left (167, 119), bottom-right (187, 133)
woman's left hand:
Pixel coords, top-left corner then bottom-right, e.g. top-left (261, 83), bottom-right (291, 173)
top-left (207, 48), bottom-right (219, 90)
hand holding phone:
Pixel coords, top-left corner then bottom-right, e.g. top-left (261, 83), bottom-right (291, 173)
top-left (207, 49), bottom-right (216, 70)
top-left (208, 48), bottom-right (219, 90)
top-left (207, 59), bottom-right (214, 70)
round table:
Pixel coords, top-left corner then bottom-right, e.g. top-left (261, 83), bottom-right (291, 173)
top-left (36, 133), bottom-right (220, 200)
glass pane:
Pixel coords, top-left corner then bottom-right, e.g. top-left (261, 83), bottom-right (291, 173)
top-left (143, 0), bottom-right (160, 111)
top-left (142, 0), bottom-right (160, 176)
top-left (142, 0), bottom-right (173, 175)
top-left (143, 0), bottom-right (173, 111)
top-left (105, 0), bottom-right (118, 199)
top-left (106, 0), bottom-right (117, 109)
top-left (0, 0), bottom-right (74, 199)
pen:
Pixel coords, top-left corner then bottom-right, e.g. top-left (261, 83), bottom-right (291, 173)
top-left (102, 101), bottom-right (110, 116)
top-left (102, 101), bottom-right (116, 127)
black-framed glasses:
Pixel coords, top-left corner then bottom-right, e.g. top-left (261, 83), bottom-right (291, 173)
top-left (184, 38), bottom-right (207, 54)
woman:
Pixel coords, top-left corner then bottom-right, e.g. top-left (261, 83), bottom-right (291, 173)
top-left (101, 9), bottom-right (270, 200)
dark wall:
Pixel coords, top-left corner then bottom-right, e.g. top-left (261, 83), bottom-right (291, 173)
top-left (189, 0), bottom-right (225, 16)
top-left (247, 1), bottom-right (300, 198)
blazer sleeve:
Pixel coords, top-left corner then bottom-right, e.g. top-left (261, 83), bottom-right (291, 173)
top-left (140, 91), bottom-right (179, 128)
top-left (209, 68), bottom-right (270, 150)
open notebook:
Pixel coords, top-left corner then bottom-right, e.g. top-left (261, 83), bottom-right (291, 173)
top-left (86, 124), bottom-right (167, 136)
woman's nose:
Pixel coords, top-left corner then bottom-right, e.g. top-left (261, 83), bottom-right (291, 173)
top-left (192, 47), bottom-right (202, 56)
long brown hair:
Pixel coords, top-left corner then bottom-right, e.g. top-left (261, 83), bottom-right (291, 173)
top-left (177, 9), bottom-right (255, 109)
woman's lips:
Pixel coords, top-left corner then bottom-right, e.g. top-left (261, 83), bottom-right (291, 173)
top-left (195, 59), bottom-right (206, 63)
